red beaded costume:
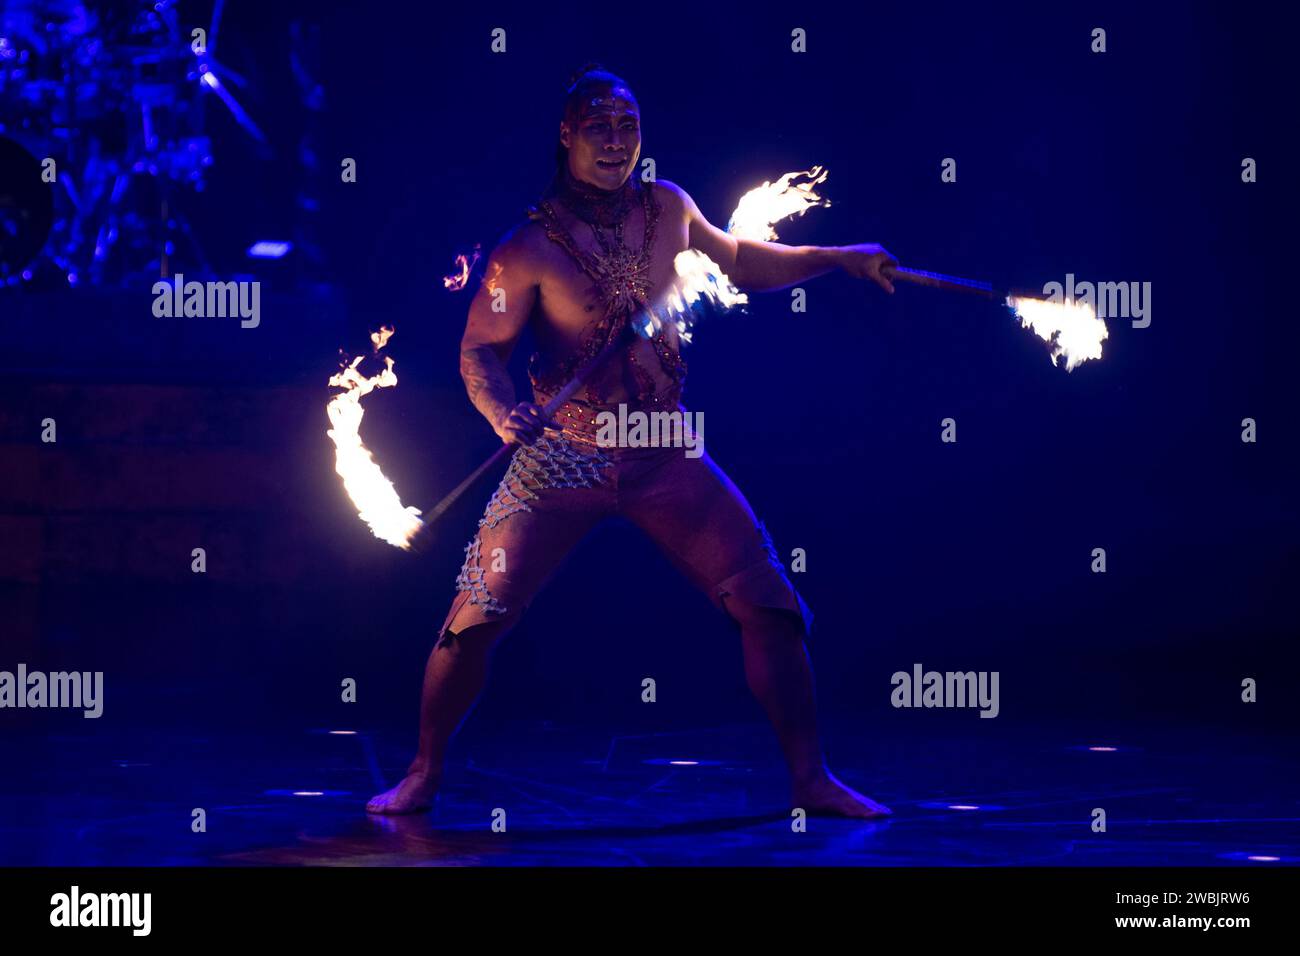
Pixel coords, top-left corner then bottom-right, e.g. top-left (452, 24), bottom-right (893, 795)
top-left (438, 169), bottom-right (812, 645)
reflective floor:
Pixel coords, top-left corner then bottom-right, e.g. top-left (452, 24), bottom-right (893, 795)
top-left (3, 719), bottom-right (1296, 866)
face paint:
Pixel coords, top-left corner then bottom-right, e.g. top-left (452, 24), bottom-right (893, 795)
top-left (563, 84), bottom-right (641, 191)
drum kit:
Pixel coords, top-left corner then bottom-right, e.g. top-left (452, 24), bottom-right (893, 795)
top-left (0, 0), bottom-right (263, 286)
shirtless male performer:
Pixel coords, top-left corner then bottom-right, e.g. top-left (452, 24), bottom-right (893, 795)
top-left (368, 65), bottom-right (898, 818)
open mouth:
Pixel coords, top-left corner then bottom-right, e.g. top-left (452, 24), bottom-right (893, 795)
top-left (595, 157), bottom-right (628, 170)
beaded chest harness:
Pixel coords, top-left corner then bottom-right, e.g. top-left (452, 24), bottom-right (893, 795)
top-left (526, 182), bottom-right (686, 406)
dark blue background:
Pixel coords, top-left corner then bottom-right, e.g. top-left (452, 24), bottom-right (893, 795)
top-left (3, 2), bottom-right (1294, 746)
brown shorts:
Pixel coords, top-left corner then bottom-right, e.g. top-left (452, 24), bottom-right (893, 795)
top-left (438, 403), bottom-right (812, 641)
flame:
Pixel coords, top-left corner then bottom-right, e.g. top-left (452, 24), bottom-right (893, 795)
top-left (727, 166), bottom-right (831, 241)
top-left (633, 250), bottom-right (749, 342)
top-left (633, 166), bottom-right (828, 339)
top-left (634, 165), bottom-right (823, 340)
top-left (1006, 296), bottom-right (1108, 371)
top-left (326, 327), bottom-right (423, 549)
top-left (442, 245), bottom-right (482, 291)
top-left (722, 166), bottom-right (1107, 370)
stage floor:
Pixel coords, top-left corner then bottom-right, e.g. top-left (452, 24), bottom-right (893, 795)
top-left (3, 719), bottom-right (1295, 866)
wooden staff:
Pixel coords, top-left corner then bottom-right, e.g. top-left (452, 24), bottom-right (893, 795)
top-left (889, 265), bottom-right (1006, 299)
top-left (408, 323), bottom-right (634, 551)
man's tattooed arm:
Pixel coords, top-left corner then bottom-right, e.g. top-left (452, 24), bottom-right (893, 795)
top-left (458, 228), bottom-right (540, 437)
top-left (459, 343), bottom-right (515, 434)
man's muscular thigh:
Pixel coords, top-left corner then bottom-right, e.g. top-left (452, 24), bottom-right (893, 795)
top-left (618, 449), bottom-right (811, 634)
top-left (620, 453), bottom-right (758, 566)
top-left (438, 438), bottom-right (614, 640)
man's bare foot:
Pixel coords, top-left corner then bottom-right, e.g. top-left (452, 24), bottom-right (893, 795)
top-left (366, 770), bottom-right (440, 815)
top-left (792, 771), bottom-right (892, 819)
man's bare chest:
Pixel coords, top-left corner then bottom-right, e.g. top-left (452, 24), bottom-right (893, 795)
top-left (532, 202), bottom-right (690, 339)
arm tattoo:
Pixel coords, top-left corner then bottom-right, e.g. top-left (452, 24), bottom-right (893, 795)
top-left (460, 344), bottom-right (516, 430)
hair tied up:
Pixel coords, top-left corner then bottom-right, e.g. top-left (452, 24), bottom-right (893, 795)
top-left (566, 62), bottom-right (608, 92)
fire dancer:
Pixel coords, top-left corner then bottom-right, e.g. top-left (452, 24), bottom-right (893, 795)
top-left (367, 66), bottom-right (898, 817)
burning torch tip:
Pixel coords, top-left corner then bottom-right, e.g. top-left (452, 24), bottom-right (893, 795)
top-left (405, 522), bottom-right (434, 554)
